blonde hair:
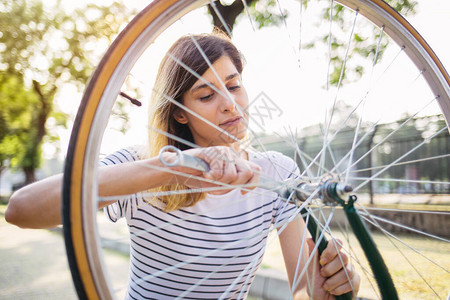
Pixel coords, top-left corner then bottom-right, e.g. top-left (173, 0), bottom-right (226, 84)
top-left (147, 32), bottom-right (245, 212)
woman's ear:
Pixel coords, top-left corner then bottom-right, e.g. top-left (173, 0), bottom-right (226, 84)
top-left (173, 108), bottom-right (189, 124)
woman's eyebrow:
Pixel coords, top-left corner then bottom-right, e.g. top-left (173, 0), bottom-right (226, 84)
top-left (225, 73), bottom-right (240, 81)
top-left (191, 73), bottom-right (240, 94)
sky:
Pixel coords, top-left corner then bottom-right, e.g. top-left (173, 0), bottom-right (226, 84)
top-left (46, 0), bottom-right (450, 160)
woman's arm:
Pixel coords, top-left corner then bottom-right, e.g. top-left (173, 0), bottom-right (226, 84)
top-left (278, 218), bottom-right (310, 299)
top-left (5, 146), bottom-right (260, 229)
top-left (278, 219), bottom-right (360, 299)
top-left (5, 156), bottom-right (176, 229)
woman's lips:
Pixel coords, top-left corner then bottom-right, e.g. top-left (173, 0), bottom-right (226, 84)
top-left (219, 116), bottom-right (242, 127)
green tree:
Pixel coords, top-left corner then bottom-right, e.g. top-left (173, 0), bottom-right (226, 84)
top-left (0, 0), bottom-right (133, 184)
top-left (0, 73), bottom-right (38, 184)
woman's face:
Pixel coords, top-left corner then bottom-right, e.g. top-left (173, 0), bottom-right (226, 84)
top-left (176, 55), bottom-right (249, 147)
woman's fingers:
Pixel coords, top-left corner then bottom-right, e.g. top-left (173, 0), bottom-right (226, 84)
top-left (325, 263), bottom-right (360, 296)
top-left (320, 250), bottom-right (348, 277)
top-left (203, 147), bottom-right (237, 182)
top-left (236, 161), bottom-right (261, 194)
top-left (318, 239), bottom-right (361, 297)
top-left (319, 239), bottom-right (343, 267)
top-left (322, 263), bottom-right (355, 294)
top-left (187, 146), bottom-right (259, 193)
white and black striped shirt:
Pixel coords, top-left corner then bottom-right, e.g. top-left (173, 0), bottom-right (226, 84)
top-left (101, 147), bottom-right (299, 299)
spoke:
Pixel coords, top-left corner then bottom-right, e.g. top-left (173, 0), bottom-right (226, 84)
top-left (348, 153), bottom-right (450, 174)
top-left (359, 212), bottom-right (449, 274)
top-left (315, 206), bottom-right (357, 292)
top-left (292, 213), bottom-right (311, 291)
top-left (342, 26), bottom-right (385, 184)
top-left (318, 119), bottom-right (329, 178)
top-left (100, 174), bottom-right (290, 205)
top-left (303, 96), bottom-right (367, 177)
top-left (358, 214), bottom-right (443, 297)
top-left (275, 0), bottom-right (299, 65)
top-left (348, 176), bottom-right (450, 186)
top-left (292, 208), bottom-right (335, 292)
top-left (332, 210), bottom-right (381, 297)
top-left (321, 46), bottom-right (414, 179)
top-left (100, 165), bottom-right (310, 245)
top-left (372, 26), bottom-right (385, 67)
top-left (249, 131), bottom-right (297, 182)
top-left (344, 99), bottom-right (366, 184)
top-left (130, 200), bottom-right (305, 295)
top-left (104, 190), bottom-right (280, 246)
top-left (363, 207), bottom-right (450, 215)
top-left (297, 0), bottom-right (304, 65)
top-left (240, 0), bottom-right (256, 32)
top-left (358, 211), bottom-right (450, 244)
top-left (309, 207), bottom-right (377, 281)
top-left (327, 9), bottom-right (358, 130)
top-left (329, 120), bottom-right (380, 174)
top-left (326, 0), bottom-right (334, 91)
top-left (357, 201), bottom-right (450, 284)
top-left (282, 127), bottom-right (320, 178)
top-left (165, 51), bottom-right (248, 127)
top-left (353, 126), bottom-right (448, 192)
top-left (323, 125), bottom-right (339, 174)
top-left (179, 244), bottom-right (264, 299)
top-left (343, 96), bottom-right (438, 176)
top-left (354, 200), bottom-right (447, 297)
top-left (131, 223), bottom-right (272, 294)
top-left (187, 34), bottom-right (244, 112)
top-left (208, 0), bottom-right (233, 37)
top-left (151, 86), bottom-right (251, 149)
top-left (163, 42), bottom-right (297, 182)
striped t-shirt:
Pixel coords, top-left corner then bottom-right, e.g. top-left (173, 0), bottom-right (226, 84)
top-left (101, 147), bottom-right (299, 299)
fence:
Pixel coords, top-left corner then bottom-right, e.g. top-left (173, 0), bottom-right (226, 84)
top-left (253, 115), bottom-right (449, 203)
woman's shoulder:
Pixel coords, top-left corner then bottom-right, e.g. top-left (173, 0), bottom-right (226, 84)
top-left (249, 148), bottom-right (294, 165)
top-left (248, 148), bottom-right (299, 179)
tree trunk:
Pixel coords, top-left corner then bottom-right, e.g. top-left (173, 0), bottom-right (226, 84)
top-left (208, 0), bottom-right (258, 35)
top-left (20, 81), bottom-right (55, 185)
top-left (23, 166), bottom-right (36, 184)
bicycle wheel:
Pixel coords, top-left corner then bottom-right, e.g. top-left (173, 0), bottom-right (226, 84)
top-left (63, 0), bottom-right (450, 299)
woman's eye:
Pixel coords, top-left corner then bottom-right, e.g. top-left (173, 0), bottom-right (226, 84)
top-left (200, 94), bottom-right (213, 101)
top-left (228, 85), bottom-right (241, 91)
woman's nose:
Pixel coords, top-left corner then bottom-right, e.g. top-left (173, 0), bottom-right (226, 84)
top-left (220, 93), bottom-right (236, 112)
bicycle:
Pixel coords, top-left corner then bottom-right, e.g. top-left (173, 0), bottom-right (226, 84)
top-left (62, 0), bottom-right (450, 299)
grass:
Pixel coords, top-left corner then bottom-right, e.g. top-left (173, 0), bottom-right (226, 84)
top-left (262, 230), bottom-right (450, 299)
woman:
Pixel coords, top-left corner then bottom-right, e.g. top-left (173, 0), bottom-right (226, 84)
top-left (6, 32), bottom-right (360, 299)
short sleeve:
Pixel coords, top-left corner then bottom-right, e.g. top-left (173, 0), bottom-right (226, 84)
top-left (100, 147), bottom-right (139, 222)
top-left (269, 152), bottom-right (301, 225)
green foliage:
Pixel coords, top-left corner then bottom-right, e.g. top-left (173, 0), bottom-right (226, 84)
top-left (248, 0), bottom-right (288, 29)
top-left (0, 73), bottom-right (39, 171)
top-left (318, 0), bottom-right (417, 86)
top-left (0, 0), bottom-right (134, 182)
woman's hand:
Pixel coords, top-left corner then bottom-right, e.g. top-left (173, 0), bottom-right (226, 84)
top-left (305, 238), bottom-right (360, 299)
top-left (165, 146), bottom-right (261, 194)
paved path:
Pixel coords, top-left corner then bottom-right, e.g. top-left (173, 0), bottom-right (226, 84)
top-left (0, 215), bottom-right (79, 299)
top-left (0, 211), bottom-right (134, 300)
